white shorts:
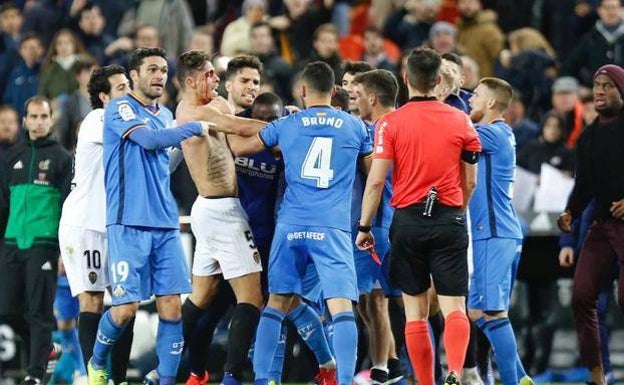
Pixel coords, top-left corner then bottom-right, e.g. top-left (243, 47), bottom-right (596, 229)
top-left (190, 196), bottom-right (263, 280)
top-left (58, 224), bottom-right (109, 296)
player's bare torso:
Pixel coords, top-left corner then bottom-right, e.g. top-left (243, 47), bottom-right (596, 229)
top-left (176, 100), bottom-right (238, 197)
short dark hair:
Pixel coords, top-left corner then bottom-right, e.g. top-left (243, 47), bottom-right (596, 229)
top-left (478, 77), bottom-right (514, 111)
top-left (343, 61), bottom-right (373, 77)
top-left (225, 55), bottom-right (263, 81)
top-left (313, 23), bottom-right (339, 42)
top-left (253, 92), bottom-right (283, 107)
top-left (0, 105), bottom-right (18, 116)
top-left (301, 61), bottom-right (335, 94)
top-left (406, 47), bottom-right (441, 92)
top-left (24, 96), bottom-right (51, 116)
top-left (441, 52), bottom-right (463, 69)
top-left (353, 69), bottom-right (399, 108)
top-left (19, 31), bottom-right (41, 47)
top-left (176, 49), bottom-right (211, 88)
top-left (364, 26), bottom-right (382, 37)
top-left (0, 2), bottom-right (19, 15)
top-left (128, 47), bottom-right (167, 73)
top-left (331, 88), bottom-right (350, 111)
top-left (88, 65), bottom-right (126, 109)
top-left (72, 54), bottom-right (97, 76)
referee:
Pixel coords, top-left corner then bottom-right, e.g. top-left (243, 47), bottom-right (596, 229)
top-left (356, 47), bottom-right (481, 385)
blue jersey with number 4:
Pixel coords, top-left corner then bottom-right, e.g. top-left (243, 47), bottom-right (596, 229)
top-left (259, 106), bottom-right (372, 231)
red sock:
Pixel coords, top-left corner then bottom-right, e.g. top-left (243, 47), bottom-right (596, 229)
top-left (405, 320), bottom-right (434, 385)
top-left (443, 310), bottom-right (470, 374)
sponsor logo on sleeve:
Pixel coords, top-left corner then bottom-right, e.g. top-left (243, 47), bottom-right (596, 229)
top-left (118, 103), bottom-right (136, 121)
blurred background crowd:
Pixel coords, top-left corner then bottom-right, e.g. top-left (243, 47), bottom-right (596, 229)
top-left (0, 0), bottom-right (623, 383)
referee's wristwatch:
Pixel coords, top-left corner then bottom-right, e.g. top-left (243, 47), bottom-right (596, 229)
top-left (357, 221), bottom-right (371, 233)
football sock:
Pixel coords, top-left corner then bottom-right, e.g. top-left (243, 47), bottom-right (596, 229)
top-left (156, 318), bottom-right (183, 385)
top-left (91, 311), bottom-right (126, 369)
top-left (288, 302), bottom-right (333, 365)
top-left (443, 311), bottom-right (470, 374)
top-left (78, 312), bottom-right (100, 371)
top-left (331, 311), bottom-right (358, 385)
top-left (478, 317), bottom-right (519, 385)
top-left (253, 307), bottom-right (285, 381)
top-left (225, 303), bottom-right (260, 379)
top-left (59, 328), bottom-right (86, 375)
top-left (111, 316), bottom-right (134, 384)
top-left (405, 320), bottom-right (434, 385)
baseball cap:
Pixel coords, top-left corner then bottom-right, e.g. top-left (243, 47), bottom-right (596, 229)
top-left (552, 76), bottom-right (580, 94)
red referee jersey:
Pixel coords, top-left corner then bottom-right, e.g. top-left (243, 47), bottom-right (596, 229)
top-left (374, 97), bottom-right (481, 208)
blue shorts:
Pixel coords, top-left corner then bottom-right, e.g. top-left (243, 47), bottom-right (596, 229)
top-left (54, 276), bottom-right (79, 321)
top-left (301, 261), bottom-right (322, 305)
top-left (468, 238), bottom-right (522, 312)
top-left (268, 224), bottom-right (358, 302)
top-left (107, 225), bottom-right (192, 305)
top-left (353, 226), bottom-right (401, 297)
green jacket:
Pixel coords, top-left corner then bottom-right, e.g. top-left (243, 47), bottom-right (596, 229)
top-left (3, 133), bottom-right (72, 249)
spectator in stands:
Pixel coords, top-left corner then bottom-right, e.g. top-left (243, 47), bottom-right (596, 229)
top-left (75, 4), bottom-right (114, 65)
top-left (0, 3), bottom-right (23, 93)
top-left (188, 26), bottom-right (214, 54)
top-left (428, 21), bottom-right (460, 55)
top-left (562, 0), bottom-right (624, 87)
top-left (456, 0), bottom-right (504, 77)
top-left (517, 112), bottom-right (576, 177)
top-left (21, 0), bottom-right (72, 47)
top-left (495, 28), bottom-right (557, 121)
top-left (549, 76), bottom-right (585, 148)
top-left (3, 33), bottom-right (44, 117)
top-left (0, 105), bottom-right (20, 243)
top-left (461, 55), bottom-right (480, 90)
top-left (54, 55), bottom-right (96, 152)
top-left (503, 91), bottom-right (540, 152)
top-left (220, 0), bottom-right (266, 57)
top-left (362, 26), bottom-right (396, 72)
top-left (304, 23), bottom-right (343, 80)
top-left (39, 29), bottom-right (87, 100)
top-left (106, 24), bottom-right (159, 64)
top-left (250, 21), bottom-right (294, 102)
top-left (117, 0), bottom-right (194, 61)
top-left (69, 0), bottom-right (133, 38)
top-left (383, 0), bottom-right (441, 51)
top-left (268, 0), bottom-right (333, 65)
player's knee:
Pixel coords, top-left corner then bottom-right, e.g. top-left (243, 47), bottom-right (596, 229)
top-left (111, 303), bottom-right (139, 326)
top-left (189, 290), bottom-right (217, 309)
top-left (467, 308), bottom-right (482, 322)
top-left (78, 292), bottom-right (104, 313)
top-left (367, 292), bottom-right (389, 321)
top-left (483, 310), bottom-right (507, 320)
top-left (57, 319), bottom-right (75, 331)
top-left (156, 295), bottom-right (182, 320)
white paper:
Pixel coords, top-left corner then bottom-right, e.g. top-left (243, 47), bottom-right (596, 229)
top-left (533, 163), bottom-right (575, 213)
top-left (512, 166), bottom-right (538, 213)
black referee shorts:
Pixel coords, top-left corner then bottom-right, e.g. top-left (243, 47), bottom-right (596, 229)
top-left (389, 203), bottom-right (468, 297)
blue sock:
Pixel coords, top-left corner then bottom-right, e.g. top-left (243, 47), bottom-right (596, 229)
top-left (480, 318), bottom-right (519, 385)
top-left (269, 323), bottom-right (287, 382)
top-left (156, 318), bottom-right (183, 385)
top-left (59, 328), bottom-right (86, 375)
top-left (516, 352), bottom-right (527, 379)
top-left (253, 307), bottom-right (285, 382)
top-left (288, 303), bottom-right (333, 365)
top-left (332, 311), bottom-right (357, 385)
top-left (91, 311), bottom-right (126, 369)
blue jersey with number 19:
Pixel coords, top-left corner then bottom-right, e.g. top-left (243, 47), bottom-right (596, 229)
top-left (259, 106), bottom-right (372, 232)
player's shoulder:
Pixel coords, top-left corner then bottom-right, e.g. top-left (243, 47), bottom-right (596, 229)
top-left (82, 108), bottom-right (105, 126)
top-left (104, 94), bottom-right (135, 118)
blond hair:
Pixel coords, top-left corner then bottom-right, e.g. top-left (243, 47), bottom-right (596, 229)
top-left (508, 28), bottom-right (556, 59)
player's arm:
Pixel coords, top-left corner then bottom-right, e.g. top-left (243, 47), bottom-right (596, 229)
top-left (460, 157), bottom-right (478, 211)
top-left (190, 104), bottom-right (266, 137)
top-left (359, 158), bottom-right (392, 227)
top-left (126, 122), bottom-right (209, 150)
top-left (230, 134), bottom-right (272, 156)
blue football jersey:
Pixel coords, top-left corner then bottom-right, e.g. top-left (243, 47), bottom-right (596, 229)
top-left (103, 92), bottom-right (179, 229)
top-left (469, 120), bottom-right (523, 240)
top-left (351, 120), bottom-right (394, 229)
top-left (259, 106), bottom-right (373, 231)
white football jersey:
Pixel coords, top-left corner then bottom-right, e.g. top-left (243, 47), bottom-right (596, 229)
top-left (60, 109), bottom-right (107, 233)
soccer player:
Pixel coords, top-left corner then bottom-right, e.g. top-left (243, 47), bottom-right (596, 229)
top-left (175, 50), bottom-right (268, 385)
top-left (232, 61), bottom-right (373, 385)
top-left (86, 47), bottom-right (210, 385)
top-left (225, 58), bottom-right (335, 385)
top-left (356, 48), bottom-right (480, 385)
top-left (1, 96), bottom-right (72, 385)
top-left (351, 69), bottom-right (405, 385)
top-left (467, 77), bottom-right (531, 385)
top-left (57, 65), bottom-right (135, 385)
top-left (341, 61), bottom-right (374, 116)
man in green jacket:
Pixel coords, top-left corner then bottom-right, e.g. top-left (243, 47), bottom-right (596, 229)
top-left (0, 96), bottom-right (72, 385)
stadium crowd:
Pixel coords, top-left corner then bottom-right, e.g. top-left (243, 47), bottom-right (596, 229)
top-left (0, 1), bottom-right (623, 385)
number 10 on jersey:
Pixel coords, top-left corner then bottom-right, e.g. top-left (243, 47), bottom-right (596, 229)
top-left (301, 137), bottom-right (334, 188)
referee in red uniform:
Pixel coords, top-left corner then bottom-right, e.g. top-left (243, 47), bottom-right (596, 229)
top-left (356, 47), bottom-right (481, 385)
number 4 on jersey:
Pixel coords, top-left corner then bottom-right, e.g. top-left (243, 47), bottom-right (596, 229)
top-left (301, 137), bottom-right (334, 188)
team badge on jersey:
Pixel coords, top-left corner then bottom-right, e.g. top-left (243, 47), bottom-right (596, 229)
top-left (253, 250), bottom-right (261, 264)
top-left (113, 285), bottom-right (125, 297)
top-left (118, 103), bottom-right (135, 121)
top-left (88, 271), bottom-right (97, 284)
top-left (39, 159), bottom-right (50, 170)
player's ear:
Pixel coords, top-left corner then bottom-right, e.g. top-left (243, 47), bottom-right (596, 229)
top-left (99, 91), bottom-right (109, 106)
top-left (301, 84), bottom-right (307, 98)
top-left (129, 69), bottom-right (139, 85)
top-left (185, 76), bottom-right (194, 90)
top-left (331, 85), bottom-right (337, 97)
top-left (225, 80), bottom-right (232, 94)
